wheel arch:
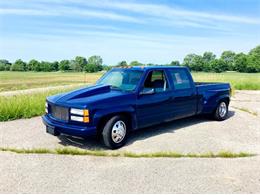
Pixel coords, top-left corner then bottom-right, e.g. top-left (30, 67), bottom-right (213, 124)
top-left (217, 96), bottom-right (230, 106)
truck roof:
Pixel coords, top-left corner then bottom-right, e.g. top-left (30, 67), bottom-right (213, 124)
top-left (114, 66), bottom-right (187, 71)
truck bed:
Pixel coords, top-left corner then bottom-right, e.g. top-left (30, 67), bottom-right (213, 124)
top-left (195, 82), bottom-right (231, 114)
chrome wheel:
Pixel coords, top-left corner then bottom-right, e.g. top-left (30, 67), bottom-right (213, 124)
top-left (218, 102), bottom-right (227, 118)
top-left (111, 120), bottom-right (126, 143)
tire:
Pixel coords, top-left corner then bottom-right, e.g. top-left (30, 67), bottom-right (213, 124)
top-left (214, 101), bottom-right (229, 121)
top-left (102, 115), bottom-right (129, 149)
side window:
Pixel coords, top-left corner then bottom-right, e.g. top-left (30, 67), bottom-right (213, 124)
top-left (143, 70), bottom-right (169, 92)
top-left (170, 69), bottom-right (191, 90)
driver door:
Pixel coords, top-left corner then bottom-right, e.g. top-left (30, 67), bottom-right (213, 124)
top-left (136, 70), bottom-right (172, 128)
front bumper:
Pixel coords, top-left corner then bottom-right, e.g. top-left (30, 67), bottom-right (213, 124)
top-left (42, 115), bottom-right (97, 137)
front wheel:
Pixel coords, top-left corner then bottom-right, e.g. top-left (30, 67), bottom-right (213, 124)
top-left (214, 101), bottom-right (228, 121)
top-left (102, 115), bottom-right (129, 149)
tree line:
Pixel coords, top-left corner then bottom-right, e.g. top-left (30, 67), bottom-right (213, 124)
top-left (0, 55), bottom-right (103, 73)
top-left (0, 45), bottom-right (259, 73)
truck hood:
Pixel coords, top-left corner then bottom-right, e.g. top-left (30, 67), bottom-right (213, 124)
top-left (47, 85), bottom-right (132, 108)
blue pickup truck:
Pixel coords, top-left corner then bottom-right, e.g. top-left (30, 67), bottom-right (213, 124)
top-left (42, 66), bottom-right (231, 149)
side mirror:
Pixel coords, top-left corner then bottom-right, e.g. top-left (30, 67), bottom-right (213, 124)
top-left (139, 88), bottom-right (155, 95)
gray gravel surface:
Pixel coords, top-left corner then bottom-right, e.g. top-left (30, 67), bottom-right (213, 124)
top-left (231, 90), bottom-right (260, 116)
top-left (0, 152), bottom-right (260, 193)
top-left (0, 108), bottom-right (259, 154)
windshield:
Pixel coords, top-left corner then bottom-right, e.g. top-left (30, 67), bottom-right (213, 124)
top-left (96, 69), bottom-right (143, 91)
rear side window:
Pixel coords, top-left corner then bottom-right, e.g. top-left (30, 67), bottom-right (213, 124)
top-left (169, 69), bottom-right (191, 90)
top-left (143, 70), bottom-right (169, 92)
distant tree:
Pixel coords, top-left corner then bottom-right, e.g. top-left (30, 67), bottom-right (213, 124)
top-left (234, 53), bottom-right (248, 72)
top-left (88, 56), bottom-right (102, 66)
top-left (84, 63), bottom-right (100, 73)
top-left (210, 59), bottom-right (228, 73)
top-left (146, 63), bottom-right (155, 66)
top-left (0, 59), bottom-right (11, 71)
top-left (11, 59), bottom-right (27, 71)
top-left (102, 65), bottom-right (113, 71)
top-left (74, 56), bottom-right (87, 72)
top-left (40, 61), bottom-right (55, 72)
top-left (202, 52), bottom-right (216, 71)
top-left (220, 51), bottom-right (236, 71)
top-left (28, 59), bottom-right (41, 71)
top-left (202, 52), bottom-right (216, 63)
top-left (52, 61), bottom-right (59, 71)
top-left (117, 61), bottom-right (127, 67)
top-left (69, 60), bottom-right (77, 71)
top-left (0, 63), bottom-right (5, 71)
top-left (170, 60), bottom-right (180, 66)
top-left (182, 54), bottom-right (204, 71)
top-left (85, 55), bottom-right (103, 72)
top-left (129, 61), bottom-right (142, 66)
top-left (247, 45), bottom-right (260, 72)
top-left (59, 60), bottom-right (70, 71)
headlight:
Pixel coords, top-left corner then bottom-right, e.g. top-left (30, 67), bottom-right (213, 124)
top-left (70, 108), bottom-right (89, 116)
top-left (70, 108), bottom-right (89, 123)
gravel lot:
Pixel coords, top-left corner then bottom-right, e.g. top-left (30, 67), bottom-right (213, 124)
top-left (0, 153), bottom-right (260, 193)
top-left (0, 91), bottom-right (259, 154)
top-left (0, 90), bottom-right (260, 193)
top-left (232, 90), bottom-right (260, 116)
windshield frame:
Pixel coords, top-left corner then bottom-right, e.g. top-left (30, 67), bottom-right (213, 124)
top-left (96, 68), bottom-right (144, 92)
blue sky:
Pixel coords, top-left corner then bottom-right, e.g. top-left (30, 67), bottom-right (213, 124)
top-left (0, 0), bottom-right (259, 65)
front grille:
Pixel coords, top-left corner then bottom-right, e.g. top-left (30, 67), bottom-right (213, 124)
top-left (50, 104), bottom-right (69, 121)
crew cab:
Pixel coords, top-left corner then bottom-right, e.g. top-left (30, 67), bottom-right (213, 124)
top-left (42, 66), bottom-right (231, 149)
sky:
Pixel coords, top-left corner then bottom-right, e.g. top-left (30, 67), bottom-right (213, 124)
top-left (0, 0), bottom-right (259, 65)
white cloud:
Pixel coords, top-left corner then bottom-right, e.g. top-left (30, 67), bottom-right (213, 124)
top-left (81, 0), bottom-right (260, 25)
top-left (0, 6), bottom-right (143, 23)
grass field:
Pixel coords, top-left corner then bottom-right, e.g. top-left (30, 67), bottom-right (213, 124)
top-left (192, 72), bottom-right (260, 90)
top-left (0, 71), bottom-right (260, 92)
top-left (0, 71), bottom-right (102, 92)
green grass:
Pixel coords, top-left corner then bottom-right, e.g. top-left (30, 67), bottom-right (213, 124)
top-left (0, 71), bottom-right (102, 92)
top-left (0, 86), bottom-right (83, 121)
top-left (0, 147), bottom-right (255, 158)
top-left (192, 72), bottom-right (260, 90)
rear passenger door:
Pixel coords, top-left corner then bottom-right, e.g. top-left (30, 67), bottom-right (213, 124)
top-left (168, 68), bottom-right (197, 119)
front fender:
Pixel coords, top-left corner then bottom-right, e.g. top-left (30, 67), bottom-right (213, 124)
top-left (92, 106), bottom-right (137, 130)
